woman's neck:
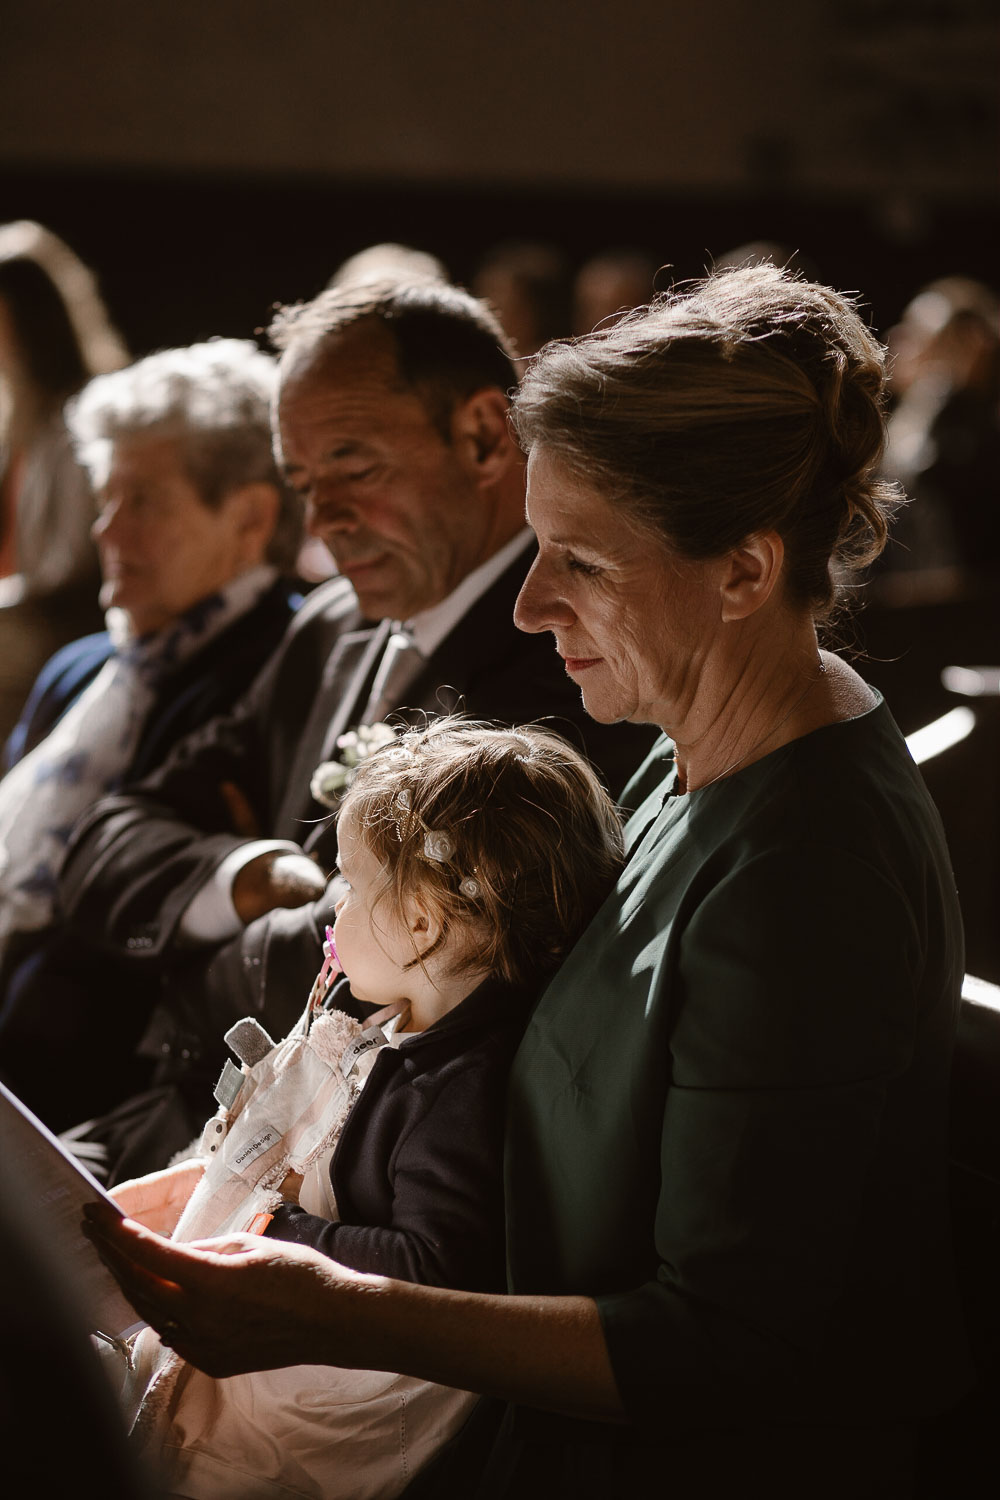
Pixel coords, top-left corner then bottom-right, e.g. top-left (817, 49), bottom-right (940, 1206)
top-left (670, 619), bottom-right (859, 794)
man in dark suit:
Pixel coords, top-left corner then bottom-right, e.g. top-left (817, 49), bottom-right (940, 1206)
top-left (50, 280), bottom-right (655, 1170)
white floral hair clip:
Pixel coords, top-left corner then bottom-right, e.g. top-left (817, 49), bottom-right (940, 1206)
top-left (420, 828), bottom-right (481, 900)
top-left (423, 829), bottom-right (455, 863)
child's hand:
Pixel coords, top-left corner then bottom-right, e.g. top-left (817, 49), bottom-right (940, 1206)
top-left (110, 1159), bottom-right (206, 1236)
top-left (278, 1168), bottom-right (304, 1205)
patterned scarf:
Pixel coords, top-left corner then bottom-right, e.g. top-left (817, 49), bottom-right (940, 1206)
top-left (0, 565), bottom-right (277, 956)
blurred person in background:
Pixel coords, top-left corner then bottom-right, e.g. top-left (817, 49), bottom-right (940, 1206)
top-left (0, 338), bottom-right (303, 1127)
top-left (0, 220), bottom-right (129, 741)
top-left (327, 241), bottom-right (449, 291)
top-left (572, 247), bottom-right (659, 335)
top-left (712, 240), bottom-right (820, 282)
top-left (473, 240), bottom-right (573, 366)
top-left (876, 276), bottom-right (1000, 606)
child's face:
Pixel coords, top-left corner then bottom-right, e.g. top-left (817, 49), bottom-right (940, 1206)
top-left (332, 807), bottom-right (416, 1008)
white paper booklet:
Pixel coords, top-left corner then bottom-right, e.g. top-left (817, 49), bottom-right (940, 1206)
top-left (0, 1078), bottom-right (142, 1341)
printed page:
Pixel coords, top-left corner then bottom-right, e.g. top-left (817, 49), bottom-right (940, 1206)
top-left (0, 1079), bottom-right (142, 1340)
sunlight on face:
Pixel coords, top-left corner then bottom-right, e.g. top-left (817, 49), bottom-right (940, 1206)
top-left (331, 807), bottom-right (417, 1009)
top-left (277, 331), bottom-right (489, 621)
top-left (514, 448), bottom-right (721, 731)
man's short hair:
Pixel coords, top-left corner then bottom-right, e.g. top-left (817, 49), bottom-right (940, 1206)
top-left (269, 279), bottom-right (519, 435)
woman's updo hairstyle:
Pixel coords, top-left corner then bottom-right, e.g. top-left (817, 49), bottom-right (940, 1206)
top-left (511, 263), bottom-right (903, 618)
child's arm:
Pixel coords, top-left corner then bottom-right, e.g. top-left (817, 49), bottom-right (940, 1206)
top-left (266, 1051), bottom-right (509, 1291)
top-left (111, 1159), bottom-right (206, 1236)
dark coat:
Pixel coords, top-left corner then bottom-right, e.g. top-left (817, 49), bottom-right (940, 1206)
top-left (268, 975), bottom-right (534, 1292)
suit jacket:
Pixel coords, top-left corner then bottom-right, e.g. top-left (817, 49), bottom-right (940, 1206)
top-left (57, 543), bottom-right (656, 1103)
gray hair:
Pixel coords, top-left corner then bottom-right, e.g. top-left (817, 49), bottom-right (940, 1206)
top-left (66, 338), bottom-right (302, 570)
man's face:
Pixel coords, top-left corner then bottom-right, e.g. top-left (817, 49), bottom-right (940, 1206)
top-left (276, 327), bottom-right (486, 620)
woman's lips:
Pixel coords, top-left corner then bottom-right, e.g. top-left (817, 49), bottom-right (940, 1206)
top-left (563, 655), bottom-right (602, 672)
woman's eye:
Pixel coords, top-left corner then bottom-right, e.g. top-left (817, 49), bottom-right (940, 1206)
top-left (567, 555), bottom-right (600, 576)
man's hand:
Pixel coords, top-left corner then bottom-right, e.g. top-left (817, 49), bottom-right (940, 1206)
top-left (232, 850), bottom-right (328, 925)
top-left (110, 1159), bottom-right (206, 1236)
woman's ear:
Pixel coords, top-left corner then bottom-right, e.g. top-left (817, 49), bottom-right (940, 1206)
top-left (449, 388), bottom-right (519, 486)
top-left (719, 530), bottom-right (785, 621)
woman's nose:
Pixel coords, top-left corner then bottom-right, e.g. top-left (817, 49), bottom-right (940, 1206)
top-left (514, 560), bottom-right (571, 634)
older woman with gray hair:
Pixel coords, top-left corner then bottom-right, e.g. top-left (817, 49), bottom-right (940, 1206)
top-left (87, 268), bottom-right (969, 1499)
top-left (0, 338), bottom-right (301, 1126)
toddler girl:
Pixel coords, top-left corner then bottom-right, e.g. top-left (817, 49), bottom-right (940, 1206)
top-left (111, 717), bottom-right (625, 1500)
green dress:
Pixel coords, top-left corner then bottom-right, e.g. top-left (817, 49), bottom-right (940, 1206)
top-left (499, 697), bottom-right (970, 1489)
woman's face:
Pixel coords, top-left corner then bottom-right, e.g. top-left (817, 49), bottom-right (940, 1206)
top-left (91, 434), bottom-right (255, 636)
top-left (515, 448), bottom-right (723, 732)
top-left (332, 806), bottom-right (415, 1009)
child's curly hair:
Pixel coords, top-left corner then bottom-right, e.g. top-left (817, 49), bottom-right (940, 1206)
top-left (340, 717), bottom-right (625, 989)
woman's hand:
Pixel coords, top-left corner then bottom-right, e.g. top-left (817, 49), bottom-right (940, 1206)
top-left (81, 1202), bottom-right (623, 1420)
top-left (110, 1159), bottom-right (206, 1236)
top-left (82, 1199), bottom-right (381, 1379)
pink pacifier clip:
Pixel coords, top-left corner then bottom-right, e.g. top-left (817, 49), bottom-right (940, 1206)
top-left (318, 925), bottom-right (341, 988)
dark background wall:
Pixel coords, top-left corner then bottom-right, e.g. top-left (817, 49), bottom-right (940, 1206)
top-left (1, 0), bottom-right (996, 352)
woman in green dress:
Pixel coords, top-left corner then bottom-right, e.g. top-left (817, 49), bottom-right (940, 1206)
top-left (86, 264), bottom-right (970, 1498)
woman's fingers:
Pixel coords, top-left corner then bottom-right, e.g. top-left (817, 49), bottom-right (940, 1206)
top-left (82, 1200), bottom-right (364, 1377)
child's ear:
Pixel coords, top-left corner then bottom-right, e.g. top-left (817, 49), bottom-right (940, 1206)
top-left (406, 896), bottom-right (444, 953)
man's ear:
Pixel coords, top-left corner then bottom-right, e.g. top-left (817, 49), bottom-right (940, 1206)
top-left (719, 530), bottom-right (785, 621)
top-left (223, 481), bottom-right (281, 565)
top-left (449, 388), bottom-right (518, 485)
